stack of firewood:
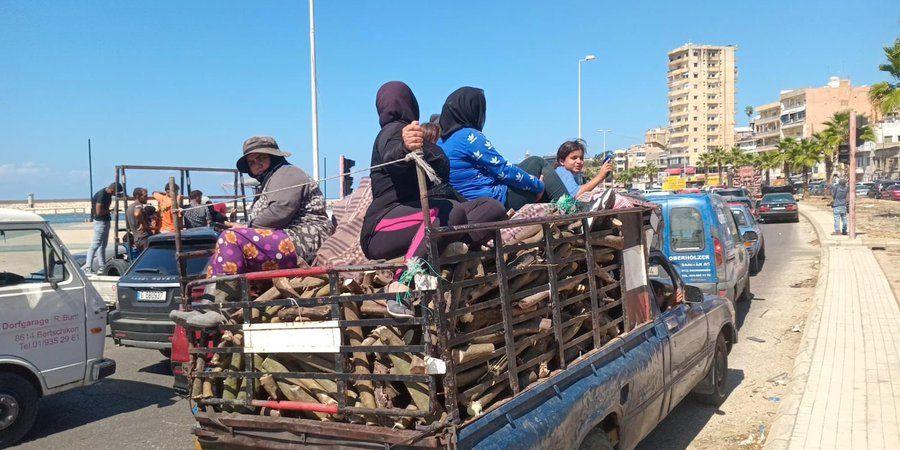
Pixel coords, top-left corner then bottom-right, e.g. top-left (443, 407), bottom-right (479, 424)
top-left (189, 215), bottom-right (625, 427)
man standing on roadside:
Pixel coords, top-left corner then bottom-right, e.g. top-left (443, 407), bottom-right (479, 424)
top-left (829, 177), bottom-right (849, 236)
top-left (125, 187), bottom-right (152, 252)
top-left (83, 182), bottom-right (122, 273)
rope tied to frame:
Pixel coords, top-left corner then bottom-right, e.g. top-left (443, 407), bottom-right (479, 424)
top-left (174, 151), bottom-right (441, 214)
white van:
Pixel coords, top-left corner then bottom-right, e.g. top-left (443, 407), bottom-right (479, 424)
top-left (0, 209), bottom-right (115, 447)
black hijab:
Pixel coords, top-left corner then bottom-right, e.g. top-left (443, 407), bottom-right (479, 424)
top-left (439, 86), bottom-right (486, 140)
top-left (376, 81), bottom-right (420, 127)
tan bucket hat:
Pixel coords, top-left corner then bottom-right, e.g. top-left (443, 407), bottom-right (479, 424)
top-left (236, 136), bottom-right (292, 173)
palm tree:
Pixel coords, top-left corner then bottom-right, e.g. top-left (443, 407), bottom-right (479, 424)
top-left (755, 150), bottom-right (781, 186)
top-left (821, 111), bottom-right (876, 183)
top-left (643, 162), bottom-right (659, 184)
top-left (615, 167), bottom-right (636, 187)
top-left (787, 138), bottom-right (823, 197)
top-left (745, 105), bottom-right (754, 122)
top-left (776, 138), bottom-right (798, 180)
top-left (869, 38), bottom-right (900, 118)
top-left (724, 145), bottom-right (751, 187)
top-left (704, 147), bottom-right (727, 184)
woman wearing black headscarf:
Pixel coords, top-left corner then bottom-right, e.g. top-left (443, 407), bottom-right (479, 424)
top-left (436, 87), bottom-right (570, 210)
top-left (361, 81), bottom-right (506, 317)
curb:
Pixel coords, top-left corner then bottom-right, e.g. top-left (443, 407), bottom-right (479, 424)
top-left (763, 211), bottom-right (829, 449)
top-left (799, 203), bottom-right (900, 249)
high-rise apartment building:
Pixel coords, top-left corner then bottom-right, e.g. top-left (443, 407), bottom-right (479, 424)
top-left (666, 43), bottom-right (737, 167)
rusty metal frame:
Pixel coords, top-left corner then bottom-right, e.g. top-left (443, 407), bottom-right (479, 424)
top-left (171, 162), bottom-right (653, 447)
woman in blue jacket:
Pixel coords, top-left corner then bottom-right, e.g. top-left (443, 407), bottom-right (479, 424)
top-left (439, 87), bottom-right (566, 210)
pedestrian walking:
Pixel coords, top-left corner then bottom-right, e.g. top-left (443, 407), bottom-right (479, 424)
top-left (83, 182), bottom-right (122, 273)
top-left (829, 177), bottom-right (849, 235)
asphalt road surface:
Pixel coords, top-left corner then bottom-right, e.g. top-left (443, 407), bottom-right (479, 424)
top-left (13, 221), bottom-right (818, 450)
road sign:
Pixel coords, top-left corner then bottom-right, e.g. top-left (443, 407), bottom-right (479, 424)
top-left (662, 176), bottom-right (686, 191)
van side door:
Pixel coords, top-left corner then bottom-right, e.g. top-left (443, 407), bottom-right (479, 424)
top-left (712, 199), bottom-right (743, 295)
top-left (0, 226), bottom-right (87, 389)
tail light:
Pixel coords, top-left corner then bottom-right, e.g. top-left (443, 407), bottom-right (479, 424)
top-left (786, 204), bottom-right (797, 211)
top-left (759, 205), bottom-right (770, 212)
top-left (171, 324), bottom-right (190, 364)
top-left (713, 236), bottom-right (724, 267)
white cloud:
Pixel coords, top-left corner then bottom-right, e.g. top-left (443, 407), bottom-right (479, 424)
top-left (67, 169), bottom-right (90, 179)
top-left (0, 162), bottom-right (52, 179)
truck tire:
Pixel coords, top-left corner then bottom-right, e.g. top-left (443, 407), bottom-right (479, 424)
top-left (578, 427), bottom-right (614, 450)
top-left (738, 275), bottom-right (751, 302)
top-left (102, 259), bottom-right (130, 276)
top-left (695, 334), bottom-right (729, 405)
top-left (0, 372), bottom-right (39, 448)
top-left (750, 255), bottom-right (760, 275)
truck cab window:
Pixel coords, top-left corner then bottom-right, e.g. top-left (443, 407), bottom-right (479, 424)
top-left (0, 229), bottom-right (52, 286)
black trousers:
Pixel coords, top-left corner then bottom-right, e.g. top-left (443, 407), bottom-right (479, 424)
top-left (364, 198), bottom-right (506, 261)
top-left (505, 156), bottom-right (570, 210)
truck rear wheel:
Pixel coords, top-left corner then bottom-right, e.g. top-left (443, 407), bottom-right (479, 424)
top-left (579, 427), bottom-right (614, 450)
top-left (0, 373), bottom-right (39, 448)
top-left (695, 334), bottom-right (729, 405)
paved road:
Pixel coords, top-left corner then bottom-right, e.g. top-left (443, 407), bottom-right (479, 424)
top-left (13, 221), bottom-right (818, 450)
top-left (638, 220), bottom-right (820, 449)
top-left (14, 342), bottom-right (194, 450)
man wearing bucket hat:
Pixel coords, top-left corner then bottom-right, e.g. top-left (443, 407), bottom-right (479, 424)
top-left (207, 136), bottom-right (334, 279)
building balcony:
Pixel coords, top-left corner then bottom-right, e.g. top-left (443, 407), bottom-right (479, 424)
top-left (781, 120), bottom-right (804, 129)
top-left (756, 114), bottom-right (780, 124)
top-left (754, 129), bottom-right (780, 139)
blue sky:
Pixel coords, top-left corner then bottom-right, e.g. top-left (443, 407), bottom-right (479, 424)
top-left (1, 0), bottom-right (897, 199)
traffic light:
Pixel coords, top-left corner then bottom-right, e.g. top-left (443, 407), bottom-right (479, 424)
top-left (837, 116), bottom-right (869, 165)
top-left (339, 156), bottom-right (355, 198)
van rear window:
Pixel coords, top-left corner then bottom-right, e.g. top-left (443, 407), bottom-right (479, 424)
top-left (669, 207), bottom-right (706, 252)
top-left (129, 242), bottom-right (211, 276)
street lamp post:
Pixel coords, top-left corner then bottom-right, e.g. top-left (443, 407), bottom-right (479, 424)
top-left (578, 54), bottom-right (597, 139)
top-left (596, 129), bottom-right (611, 155)
top-left (309, 0), bottom-right (320, 182)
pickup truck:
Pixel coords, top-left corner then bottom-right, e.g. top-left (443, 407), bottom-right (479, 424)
top-left (177, 203), bottom-right (736, 449)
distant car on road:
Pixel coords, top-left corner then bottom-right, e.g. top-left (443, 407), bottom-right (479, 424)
top-left (714, 188), bottom-right (751, 199)
top-left (758, 193), bottom-right (799, 223)
top-left (722, 195), bottom-right (758, 219)
top-left (855, 182), bottom-right (873, 198)
top-left (881, 183), bottom-right (900, 201)
top-left (729, 204), bottom-right (765, 274)
top-left (651, 193), bottom-right (752, 303)
top-left (868, 179), bottom-right (900, 199)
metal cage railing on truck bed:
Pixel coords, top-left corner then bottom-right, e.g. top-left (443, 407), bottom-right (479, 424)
top-left (113, 164), bottom-right (249, 251)
top-left (170, 168), bottom-right (656, 449)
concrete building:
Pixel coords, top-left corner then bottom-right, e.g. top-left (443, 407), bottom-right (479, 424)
top-left (861, 116), bottom-right (900, 180)
top-left (666, 43), bottom-right (738, 167)
top-left (778, 77), bottom-right (875, 140)
top-left (752, 101), bottom-right (782, 153)
top-left (735, 126), bottom-right (756, 152)
top-left (645, 127), bottom-right (668, 149)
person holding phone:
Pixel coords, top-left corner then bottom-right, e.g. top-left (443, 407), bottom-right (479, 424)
top-left (554, 139), bottom-right (615, 199)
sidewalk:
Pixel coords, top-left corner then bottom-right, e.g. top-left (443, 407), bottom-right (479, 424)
top-left (766, 204), bottom-right (900, 449)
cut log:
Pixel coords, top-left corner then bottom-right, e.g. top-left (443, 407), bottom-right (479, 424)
top-left (453, 343), bottom-right (495, 365)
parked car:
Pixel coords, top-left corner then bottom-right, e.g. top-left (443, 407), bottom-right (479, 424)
top-left (729, 204), bottom-right (765, 274)
top-left (108, 228), bottom-right (216, 358)
top-left (0, 209), bottom-right (115, 447)
top-left (758, 193), bottom-right (799, 223)
top-left (881, 183), bottom-right (900, 201)
top-left (807, 181), bottom-right (825, 196)
top-left (868, 179), bottom-right (900, 199)
top-left (856, 182), bottom-right (873, 198)
top-left (650, 193), bottom-right (752, 303)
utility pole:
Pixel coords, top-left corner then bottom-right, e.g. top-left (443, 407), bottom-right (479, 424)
top-left (88, 139), bottom-right (94, 199)
top-left (308, 0), bottom-right (320, 182)
top-left (848, 111), bottom-right (857, 239)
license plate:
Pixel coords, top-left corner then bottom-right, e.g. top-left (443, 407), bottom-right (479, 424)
top-left (137, 290), bottom-right (167, 302)
top-left (772, 206), bottom-right (785, 210)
